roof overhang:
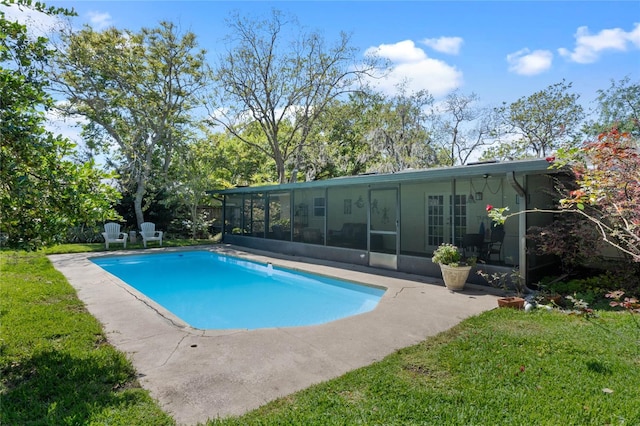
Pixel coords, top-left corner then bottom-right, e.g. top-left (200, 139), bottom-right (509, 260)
top-left (210, 159), bottom-right (565, 195)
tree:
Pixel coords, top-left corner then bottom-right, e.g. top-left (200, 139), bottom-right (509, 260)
top-left (434, 91), bottom-right (497, 165)
top-left (210, 9), bottom-right (381, 183)
top-left (558, 129), bottom-right (640, 262)
top-left (54, 21), bottom-right (210, 228)
top-left (489, 129), bottom-right (640, 264)
top-left (215, 124), bottom-right (277, 185)
top-left (363, 86), bottom-right (442, 173)
top-left (299, 94), bottom-right (378, 181)
top-left (483, 80), bottom-right (584, 160)
top-left (0, 0), bottom-right (119, 249)
top-left (583, 76), bottom-right (640, 138)
top-left (168, 134), bottom-right (230, 239)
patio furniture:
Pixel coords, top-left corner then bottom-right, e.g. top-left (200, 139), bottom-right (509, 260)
top-left (485, 225), bottom-right (505, 262)
top-left (102, 222), bottom-right (128, 249)
top-left (140, 222), bottom-right (163, 248)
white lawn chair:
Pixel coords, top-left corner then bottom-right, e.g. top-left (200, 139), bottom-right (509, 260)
top-left (102, 222), bottom-right (128, 249)
top-left (140, 222), bottom-right (163, 248)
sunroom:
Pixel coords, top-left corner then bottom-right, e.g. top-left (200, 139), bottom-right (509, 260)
top-left (213, 159), bottom-right (562, 285)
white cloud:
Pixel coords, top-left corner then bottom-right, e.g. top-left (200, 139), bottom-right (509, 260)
top-left (421, 36), bottom-right (464, 55)
top-left (365, 40), bottom-right (463, 97)
top-left (86, 11), bottom-right (113, 30)
top-left (366, 39), bottom-right (427, 63)
top-left (506, 48), bottom-right (553, 76)
top-left (558, 23), bottom-right (640, 64)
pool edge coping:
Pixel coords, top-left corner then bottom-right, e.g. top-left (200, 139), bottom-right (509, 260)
top-left (49, 243), bottom-right (501, 425)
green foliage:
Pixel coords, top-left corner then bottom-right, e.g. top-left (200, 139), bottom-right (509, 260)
top-left (583, 76), bottom-right (640, 139)
top-left (483, 80), bottom-right (584, 160)
top-left (432, 243), bottom-right (461, 266)
top-left (55, 21), bottom-right (210, 227)
top-left (362, 86), bottom-right (441, 173)
top-left (0, 1), bottom-right (120, 249)
top-left (165, 136), bottom-right (227, 239)
top-left (0, 251), bottom-right (174, 425)
top-left (65, 223), bottom-right (103, 243)
top-left (209, 309), bottom-right (640, 425)
top-left (214, 127), bottom-right (275, 185)
top-left (302, 96), bottom-right (373, 179)
top-left (545, 272), bottom-right (639, 310)
top-left (3, 246), bottom-right (639, 425)
top-left (39, 238), bottom-right (217, 254)
top-left (488, 128), bottom-right (640, 270)
top-left (549, 277), bottom-right (610, 309)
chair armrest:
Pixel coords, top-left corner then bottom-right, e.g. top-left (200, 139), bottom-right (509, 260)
top-left (155, 231), bottom-right (163, 238)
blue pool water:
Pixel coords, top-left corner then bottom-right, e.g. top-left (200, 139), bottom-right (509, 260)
top-left (91, 251), bottom-right (384, 330)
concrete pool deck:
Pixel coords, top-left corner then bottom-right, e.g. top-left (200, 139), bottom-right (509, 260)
top-left (49, 245), bottom-right (499, 426)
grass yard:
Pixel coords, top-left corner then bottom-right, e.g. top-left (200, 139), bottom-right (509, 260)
top-left (2, 248), bottom-right (639, 425)
top-left (208, 309), bottom-right (640, 425)
top-left (0, 251), bottom-right (174, 426)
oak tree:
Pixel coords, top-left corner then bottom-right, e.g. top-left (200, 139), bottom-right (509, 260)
top-left (363, 86), bottom-right (441, 173)
top-left (483, 80), bottom-right (584, 160)
top-left (210, 9), bottom-right (381, 183)
top-left (434, 91), bottom-right (497, 165)
top-left (55, 21), bottom-right (210, 228)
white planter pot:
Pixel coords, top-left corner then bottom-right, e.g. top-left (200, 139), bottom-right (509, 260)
top-left (439, 264), bottom-right (472, 291)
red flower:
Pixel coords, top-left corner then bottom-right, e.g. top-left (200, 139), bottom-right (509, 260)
top-left (486, 204), bottom-right (493, 212)
top-left (545, 156), bottom-right (555, 163)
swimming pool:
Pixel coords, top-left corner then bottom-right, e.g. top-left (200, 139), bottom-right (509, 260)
top-left (91, 251), bottom-right (385, 330)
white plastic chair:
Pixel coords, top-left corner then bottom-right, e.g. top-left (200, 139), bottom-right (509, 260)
top-left (140, 222), bottom-right (163, 248)
top-left (102, 222), bottom-right (128, 249)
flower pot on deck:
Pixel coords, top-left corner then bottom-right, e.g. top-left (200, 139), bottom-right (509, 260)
top-left (439, 264), bottom-right (472, 291)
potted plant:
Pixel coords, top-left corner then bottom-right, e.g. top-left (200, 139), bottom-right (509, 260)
top-left (477, 267), bottom-right (526, 309)
top-left (432, 243), bottom-right (476, 291)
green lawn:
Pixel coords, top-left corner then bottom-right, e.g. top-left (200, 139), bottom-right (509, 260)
top-left (2, 248), bottom-right (639, 425)
top-left (0, 251), bottom-right (174, 425)
top-left (208, 309), bottom-right (640, 425)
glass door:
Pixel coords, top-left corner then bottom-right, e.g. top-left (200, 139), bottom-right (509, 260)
top-left (369, 188), bottom-right (398, 270)
top-left (426, 195), bottom-right (445, 248)
top-left (424, 193), bottom-right (467, 252)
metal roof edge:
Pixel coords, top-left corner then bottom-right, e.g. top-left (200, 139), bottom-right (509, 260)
top-left (211, 159), bottom-right (561, 195)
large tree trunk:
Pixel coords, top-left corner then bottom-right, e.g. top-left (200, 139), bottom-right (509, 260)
top-left (276, 162), bottom-right (286, 184)
top-left (190, 203), bottom-right (198, 240)
top-left (134, 144), bottom-right (154, 229)
top-left (134, 176), bottom-right (146, 230)
top-left (273, 144), bottom-right (287, 183)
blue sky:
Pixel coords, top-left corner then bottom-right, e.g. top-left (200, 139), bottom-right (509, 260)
top-left (42, 0), bottom-right (639, 110)
top-left (4, 0), bottom-right (639, 110)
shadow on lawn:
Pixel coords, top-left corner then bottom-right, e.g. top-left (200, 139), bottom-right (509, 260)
top-left (0, 348), bottom-right (172, 425)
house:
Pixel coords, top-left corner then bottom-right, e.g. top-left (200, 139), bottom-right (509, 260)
top-left (212, 159), bottom-right (565, 285)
